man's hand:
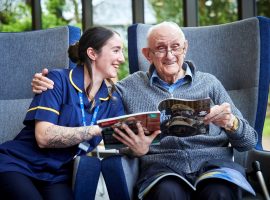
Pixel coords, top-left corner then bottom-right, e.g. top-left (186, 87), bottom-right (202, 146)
top-left (204, 102), bottom-right (235, 130)
top-left (113, 122), bottom-right (161, 157)
top-left (31, 68), bottom-right (54, 94)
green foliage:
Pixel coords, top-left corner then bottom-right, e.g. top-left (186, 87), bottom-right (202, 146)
top-left (149, 0), bottom-right (239, 26)
top-left (42, 0), bottom-right (81, 29)
top-left (42, 12), bottom-right (67, 29)
top-left (45, 0), bottom-right (66, 18)
top-left (0, 0), bottom-right (81, 32)
top-left (118, 45), bottom-right (130, 80)
top-left (198, 0), bottom-right (238, 26)
top-left (0, 2), bottom-right (32, 32)
top-left (263, 117), bottom-right (270, 136)
top-left (257, 0), bottom-right (270, 17)
top-left (149, 0), bottom-right (183, 25)
top-left (265, 91), bottom-right (270, 136)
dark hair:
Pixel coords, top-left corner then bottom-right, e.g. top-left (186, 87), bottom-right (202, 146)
top-left (68, 26), bottom-right (118, 103)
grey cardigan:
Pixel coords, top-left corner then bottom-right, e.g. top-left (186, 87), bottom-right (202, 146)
top-left (116, 62), bottom-right (257, 174)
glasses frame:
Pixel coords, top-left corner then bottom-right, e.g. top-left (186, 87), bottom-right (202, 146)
top-left (150, 46), bottom-right (186, 58)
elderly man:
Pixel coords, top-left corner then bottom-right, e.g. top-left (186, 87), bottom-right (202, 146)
top-left (32, 22), bottom-right (257, 200)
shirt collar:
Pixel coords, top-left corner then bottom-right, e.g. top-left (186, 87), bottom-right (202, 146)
top-left (150, 62), bottom-right (193, 86)
top-left (69, 65), bottom-right (84, 93)
top-left (184, 62), bottom-right (193, 79)
top-left (69, 66), bottom-right (110, 101)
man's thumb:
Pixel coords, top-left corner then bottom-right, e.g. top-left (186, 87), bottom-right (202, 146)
top-left (151, 130), bottom-right (161, 139)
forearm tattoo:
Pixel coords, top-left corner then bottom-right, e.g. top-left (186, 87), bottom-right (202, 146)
top-left (45, 125), bottom-right (95, 148)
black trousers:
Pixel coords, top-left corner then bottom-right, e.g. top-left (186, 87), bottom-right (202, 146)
top-left (143, 176), bottom-right (241, 200)
top-left (0, 172), bottom-right (74, 200)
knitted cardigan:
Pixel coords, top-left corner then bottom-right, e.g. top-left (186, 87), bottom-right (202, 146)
top-left (116, 62), bottom-right (257, 175)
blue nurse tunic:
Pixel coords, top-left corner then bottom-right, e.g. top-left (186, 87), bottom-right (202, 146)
top-left (0, 66), bottom-right (125, 183)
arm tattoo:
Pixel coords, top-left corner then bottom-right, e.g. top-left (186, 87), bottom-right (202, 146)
top-left (45, 125), bottom-right (96, 148)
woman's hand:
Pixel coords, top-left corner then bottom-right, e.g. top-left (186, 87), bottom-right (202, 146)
top-left (113, 122), bottom-right (161, 157)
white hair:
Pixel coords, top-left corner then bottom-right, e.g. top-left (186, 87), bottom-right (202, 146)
top-left (146, 21), bottom-right (186, 46)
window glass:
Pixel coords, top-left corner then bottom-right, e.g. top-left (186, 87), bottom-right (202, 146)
top-left (198, 0), bottom-right (238, 26)
top-left (92, 0), bottom-right (131, 41)
top-left (93, 0), bottom-right (133, 80)
top-left (148, 0), bottom-right (184, 26)
top-left (0, 0), bottom-right (32, 32)
top-left (41, 0), bottom-right (82, 29)
top-left (257, 0), bottom-right (270, 18)
top-left (144, 0), bottom-right (157, 24)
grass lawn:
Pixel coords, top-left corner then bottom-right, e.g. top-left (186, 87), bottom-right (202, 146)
top-left (263, 117), bottom-right (270, 136)
top-left (262, 96), bottom-right (270, 150)
top-left (263, 95), bottom-right (270, 136)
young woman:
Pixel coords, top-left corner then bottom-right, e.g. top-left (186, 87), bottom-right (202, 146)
top-left (0, 26), bottom-right (125, 199)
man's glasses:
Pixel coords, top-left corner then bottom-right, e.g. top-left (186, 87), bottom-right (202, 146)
top-left (150, 46), bottom-right (185, 58)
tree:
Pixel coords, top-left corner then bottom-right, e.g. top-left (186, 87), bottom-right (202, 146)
top-left (42, 0), bottom-right (81, 29)
top-left (0, 1), bottom-right (32, 32)
top-left (149, 0), bottom-right (184, 25)
top-left (257, 0), bottom-right (270, 17)
top-left (198, 0), bottom-right (238, 26)
top-left (0, 0), bottom-right (82, 31)
top-left (149, 0), bottom-right (238, 26)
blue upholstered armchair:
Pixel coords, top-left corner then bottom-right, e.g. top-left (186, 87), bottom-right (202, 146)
top-left (101, 16), bottom-right (270, 200)
top-left (0, 26), bottom-right (101, 200)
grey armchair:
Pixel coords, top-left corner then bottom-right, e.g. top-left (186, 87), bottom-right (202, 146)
top-left (0, 26), bottom-right (101, 200)
top-left (102, 16), bottom-right (270, 200)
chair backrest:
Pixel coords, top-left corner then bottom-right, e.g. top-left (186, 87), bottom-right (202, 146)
top-left (0, 26), bottom-right (81, 143)
top-left (128, 16), bottom-right (270, 151)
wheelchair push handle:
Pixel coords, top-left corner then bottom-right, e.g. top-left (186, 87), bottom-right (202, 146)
top-left (252, 161), bottom-right (270, 200)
